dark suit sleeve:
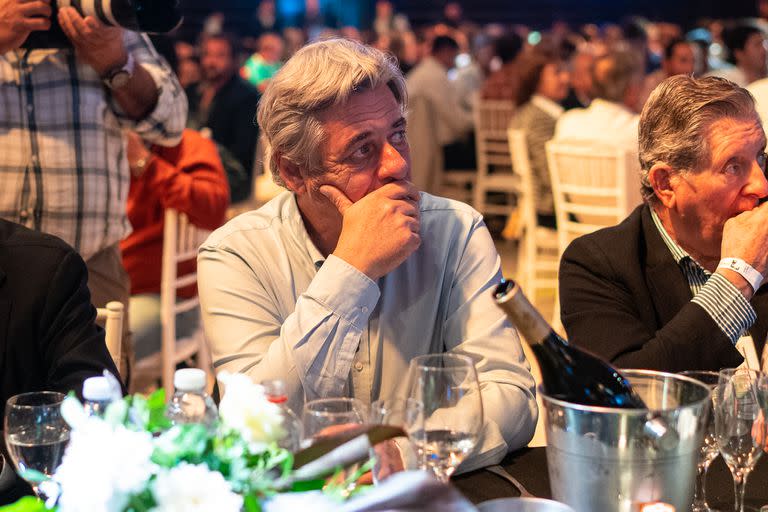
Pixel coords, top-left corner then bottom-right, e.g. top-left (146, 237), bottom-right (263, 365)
top-left (559, 236), bottom-right (743, 372)
top-left (38, 249), bottom-right (123, 394)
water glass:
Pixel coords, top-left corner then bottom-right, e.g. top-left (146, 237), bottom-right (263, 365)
top-left (407, 353), bottom-right (483, 482)
top-left (369, 397), bottom-right (424, 483)
top-left (679, 371), bottom-right (721, 512)
top-left (4, 392), bottom-right (69, 499)
top-left (301, 397), bottom-right (367, 443)
top-left (713, 368), bottom-right (768, 512)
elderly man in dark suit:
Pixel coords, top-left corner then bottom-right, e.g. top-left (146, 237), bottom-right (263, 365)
top-left (559, 75), bottom-right (768, 372)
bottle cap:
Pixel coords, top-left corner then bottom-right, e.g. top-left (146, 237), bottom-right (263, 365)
top-left (174, 368), bottom-right (206, 392)
top-left (83, 376), bottom-right (112, 401)
top-left (262, 379), bottom-right (288, 403)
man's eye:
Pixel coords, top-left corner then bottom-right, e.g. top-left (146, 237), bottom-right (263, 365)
top-left (352, 144), bottom-right (372, 159)
top-left (391, 130), bottom-right (407, 145)
top-left (724, 162), bottom-right (742, 175)
top-left (759, 152), bottom-right (768, 170)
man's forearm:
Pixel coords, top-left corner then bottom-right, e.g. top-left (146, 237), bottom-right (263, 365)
top-left (111, 63), bottom-right (159, 120)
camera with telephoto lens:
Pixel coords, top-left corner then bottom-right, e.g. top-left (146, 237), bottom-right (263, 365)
top-left (23, 0), bottom-right (183, 49)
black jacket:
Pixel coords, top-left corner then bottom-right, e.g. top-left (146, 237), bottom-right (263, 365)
top-left (559, 204), bottom-right (768, 372)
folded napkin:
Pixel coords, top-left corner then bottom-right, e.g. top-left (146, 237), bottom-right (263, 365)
top-left (263, 471), bottom-right (477, 512)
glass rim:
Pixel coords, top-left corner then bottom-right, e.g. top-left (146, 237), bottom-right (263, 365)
top-left (303, 397), bottom-right (366, 418)
top-left (6, 391), bottom-right (66, 409)
top-left (410, 353), bottom-right (476, 369)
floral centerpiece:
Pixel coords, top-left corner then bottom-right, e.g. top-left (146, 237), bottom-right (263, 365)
top-left (1, 373), bottom-right (400, 512)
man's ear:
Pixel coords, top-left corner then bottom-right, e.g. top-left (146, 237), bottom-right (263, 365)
top-left (648, 163), bottom-right (677, 208)
top-left (275, 152), bottom-right (306, 195)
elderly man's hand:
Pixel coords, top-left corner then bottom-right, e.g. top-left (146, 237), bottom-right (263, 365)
top-left (721, 202), bottom-right (768, 284)
top-left (321, 182), bottom-right (421, 281)
top-left (0, 0), bottom-right (51, 53)
top-left (58, 6), bottom-right (127, 77)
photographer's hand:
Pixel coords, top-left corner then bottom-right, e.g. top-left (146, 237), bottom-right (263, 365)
top-left (0, 0), bottom-right (51, 53)
top-left (59, 7), bottom-right (159, 120)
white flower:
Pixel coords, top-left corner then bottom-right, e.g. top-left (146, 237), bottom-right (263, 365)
top-left (55, 418), bottom-right (155, 512)
top-left (151, 463), bottom-right (242, 512)
top-left (218, 372), bottom-right (286, 451)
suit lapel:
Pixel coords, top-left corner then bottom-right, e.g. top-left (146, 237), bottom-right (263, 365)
top-left (750, 288), bottom-right (768, 360)
top-left (641, 206), bottom-right (694, 327)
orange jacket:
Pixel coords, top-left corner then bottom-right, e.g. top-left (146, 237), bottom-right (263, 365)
top-left (121, 129), bottom-right (229, 297)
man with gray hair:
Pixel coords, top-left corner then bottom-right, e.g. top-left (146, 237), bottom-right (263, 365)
top-left (197, 38), bottom-right (537, 470)
top-left (559, 75), bottom-right (768, 372)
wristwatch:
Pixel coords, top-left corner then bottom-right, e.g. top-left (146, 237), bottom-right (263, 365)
top-left (102, 53), bottom-right (135, 90)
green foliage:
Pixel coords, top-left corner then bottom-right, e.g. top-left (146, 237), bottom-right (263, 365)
top-left (0, 497), bottom-right (50, 512)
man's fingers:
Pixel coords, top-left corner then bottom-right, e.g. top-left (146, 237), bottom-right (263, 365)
top-left (20, 1), bottom-right (52, 18)
top-left (378, 181), bottom-right (420, 202)
top-left (21, 17), bottom-right (50, 31)
top-left (319, 184), bottom-right (354, 214)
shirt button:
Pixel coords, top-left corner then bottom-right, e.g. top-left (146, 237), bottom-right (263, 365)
top-left (354, 362), bottom-right (363, 372)
top-left (19, 209), bottom-right (28, 220)
top-left (361, 306), bottom-right (369, 314)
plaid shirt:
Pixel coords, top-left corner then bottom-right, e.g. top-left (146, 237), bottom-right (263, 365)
top-left (651, 207), bottom-right (756, 343)
top-left (0, 32), bottom-right (187, 260)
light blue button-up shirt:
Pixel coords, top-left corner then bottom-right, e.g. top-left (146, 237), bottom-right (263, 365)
top-left (198, 191), bottom-right (538, 470)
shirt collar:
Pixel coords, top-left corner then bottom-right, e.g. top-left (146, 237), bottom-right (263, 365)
top-left (285, 194), bottom-right (326, 269)
top-left (650, 206), bottom-right (709, 275)
top-left (531, 94), bottom-right (564, 119)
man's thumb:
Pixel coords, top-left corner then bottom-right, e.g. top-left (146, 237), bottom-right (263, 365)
top-left (319, 185), bottom-right (353, 214)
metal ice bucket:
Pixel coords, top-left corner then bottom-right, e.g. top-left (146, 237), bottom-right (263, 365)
top-left (542, 369), bottom-right (711, 512)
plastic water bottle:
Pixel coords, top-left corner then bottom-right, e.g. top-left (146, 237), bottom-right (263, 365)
top-left (82, 376), bottom-right (114, 417)
top-left (263, 380), bottom-right (302, 452)
top-left (166, 368), bottom-right (218, 428)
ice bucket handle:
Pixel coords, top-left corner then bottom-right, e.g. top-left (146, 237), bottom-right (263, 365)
top-left (643, 415), bottom-right (679, 451)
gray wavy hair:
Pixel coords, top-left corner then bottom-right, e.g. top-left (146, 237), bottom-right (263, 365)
top-left (638, 75), bottom-right (759, 202)
top-left (256, 38), bottom-right (407, 187)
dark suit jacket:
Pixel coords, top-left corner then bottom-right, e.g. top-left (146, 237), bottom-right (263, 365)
top-left (186, 75), bottom-right (261, 179)
top-left (0, 219), bottom-right (121, 408)
top-left (559, 204), bottom-right (768, 372)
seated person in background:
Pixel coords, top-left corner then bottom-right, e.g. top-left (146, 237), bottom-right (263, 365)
top-left (637, 38), bottom-right (696, 109)
top-left (241, 32), bottom-right (284, 92)
top-left (509, 48), bottom-right (570, 229)
top-left (0, 218), bottom-right (122, 409)
top-left (554, 48), bottom-right (644, 149)
top-left (198, 38), bottom-right (537, 471)
top-left (706, 24), bottom-right (767, 87)
top-left (120, 128), bottom-right (229, 361)
top-left (559, 75), bottom-right (768, 372)
top-left (561, 49), bottom-right (595, 110)
top-left (480, 32), bottom-right (524, 102)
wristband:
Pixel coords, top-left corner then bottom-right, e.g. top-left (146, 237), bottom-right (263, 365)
top-left (717, 257), bottom-right (764, 292)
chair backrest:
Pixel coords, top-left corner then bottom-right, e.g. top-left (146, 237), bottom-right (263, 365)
top-left (474, 99), bottom-right (517, 176)
top-left (159, 209), bottom-right (214, 393)
top-left (95, 301), bottom-right (124, 369)
top-left (507, 128), bottom-right (536, 231)
top-left (546, 140), bottom-right (640, 255)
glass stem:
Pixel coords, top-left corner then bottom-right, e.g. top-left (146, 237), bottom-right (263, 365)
top-left (733, 471), bottom-right (750, 512)
top-left (692, 463), bottom-right (707, 508)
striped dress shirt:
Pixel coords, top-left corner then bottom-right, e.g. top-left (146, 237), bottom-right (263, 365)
top-left (651, 208), bottom-right (756, 343)
top-left (0, 32), bottom-right (187, 261)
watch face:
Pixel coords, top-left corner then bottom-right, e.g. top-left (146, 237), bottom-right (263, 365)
top-left (110, 70), bottom-right (130, 89)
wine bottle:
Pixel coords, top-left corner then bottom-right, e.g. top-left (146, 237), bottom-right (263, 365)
top-left (493, 278), bottom-right (645, 408)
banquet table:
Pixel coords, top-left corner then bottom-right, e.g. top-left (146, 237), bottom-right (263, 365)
top-left (4, 445), bottom-right (768, 509)
top-left (453, 446), bottom-right (768, 509)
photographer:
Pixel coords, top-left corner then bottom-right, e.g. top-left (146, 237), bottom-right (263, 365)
top-left (0, 0), bottom-right (188, 386)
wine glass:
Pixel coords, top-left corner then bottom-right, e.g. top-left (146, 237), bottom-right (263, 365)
top-left (4, 392), bottom-right (70, 499)
top-left (679, 371), bottom-right (721, 512)
top-left (713, 368), bottom-right (767, 512)
top-left (407, 353), bottom-right (483, 483)
top-left (302, 397), bottom-right (367, 444)
top-left (369, 397), bottom-right (424, 483)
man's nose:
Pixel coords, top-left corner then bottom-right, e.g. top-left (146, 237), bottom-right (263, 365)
top-left (747, 159), bottom-right (768, 199)
top-left (378, 142), bottom-right (409, 182)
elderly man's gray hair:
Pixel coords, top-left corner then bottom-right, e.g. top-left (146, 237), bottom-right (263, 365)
top-left (256, 38), bottom-right (407, 187)
top-left (638, 75), bottom-right (759, 202)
